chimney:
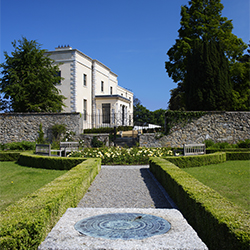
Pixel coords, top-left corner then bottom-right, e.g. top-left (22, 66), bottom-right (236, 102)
top-left (55, 45), bottom-right (72, 51)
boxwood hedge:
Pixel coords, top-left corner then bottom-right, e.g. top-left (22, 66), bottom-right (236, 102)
top-left (149, 157), bottom-right (250, 250)
top-left (164, 152), bottom-right (227, 168)
top-left (18, 152), bottom-right (86, 170)
top-left (0, 156), bottom-right (101, 250)
top-left (0, 152), bottom-right (21, 161)
top-left (226, 151), bottom-right (250, 161)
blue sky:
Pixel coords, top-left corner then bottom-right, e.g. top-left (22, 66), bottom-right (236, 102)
top-left (1, 0), bottom-right (249, 111)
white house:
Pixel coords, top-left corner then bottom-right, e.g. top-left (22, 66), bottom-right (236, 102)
top-left (45, 46), bottom-right (133, 129)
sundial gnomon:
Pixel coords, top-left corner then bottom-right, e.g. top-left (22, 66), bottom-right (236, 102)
top-left (74, 213), bottom-right (171, 240)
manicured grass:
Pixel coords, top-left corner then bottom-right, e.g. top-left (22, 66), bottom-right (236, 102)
top-left (183, 160), bottom-right (250, 211)
top-left (0, 162), bottom-right (67, 211)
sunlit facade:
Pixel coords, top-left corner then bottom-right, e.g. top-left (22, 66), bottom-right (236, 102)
top-left (46, 46), bottom-right (133, 128)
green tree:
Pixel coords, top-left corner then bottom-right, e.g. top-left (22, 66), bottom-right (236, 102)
top-left (230, 43), bottom-right (250, 111)
top-left (168, 81), bottom-right (186, 110)
top-left (166, 0), bottom-right (247, 110)
top-left (151, 109), bottom-right (166, 128)
top-left (185, 39), bottom-right (232, 110)
top-left (133, 103), bottom-right (153, 125)
top-left (0, 37), bottom-right (66, 112)
top-left (133, 101), bottom-right (166, 128)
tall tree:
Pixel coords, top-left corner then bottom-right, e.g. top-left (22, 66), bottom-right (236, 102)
top-left (0, 37), bottom-right (66, 112)
top-left (166, 0), bottom-right (247, 110)
top-left (185, 39), bottom-right (232, 110)
top-left (230, 43), bottom-right (250, 111)
top-left (133, 103), bottom-right (154, 125)
top-left (133, 100), bottom-right (166, 128)
top-left (168, 81), bottom-right (186, 110)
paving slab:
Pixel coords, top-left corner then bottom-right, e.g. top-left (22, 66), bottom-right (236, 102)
top-left (38, 208), bottom-right (208, 250)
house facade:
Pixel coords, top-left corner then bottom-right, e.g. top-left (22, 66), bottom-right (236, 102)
top-left (45, 46), bottom-right (133, 129)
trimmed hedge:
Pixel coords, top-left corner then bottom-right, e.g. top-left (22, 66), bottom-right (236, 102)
top-left (226, 152), bottom-right (250, 161)
top-left (83, 126), bottom-right (133, 134)
top-left (0, 157), bottom-right (101, 250)
top-left (0, 152), bottom-right (21, 161)
top-left (163, 152), bottom-right (226, 168)
top-left (149, 157), bottom-right (250, 250)
top-left (207, 148), bottom-right (250, 154)
top-left (206, 149), bottom-right (250, 161)
top-left (18, 152), bottom-right (86, 170)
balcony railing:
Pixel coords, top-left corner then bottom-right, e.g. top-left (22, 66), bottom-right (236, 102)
top-left (82, 113), bottom-right (133, 129)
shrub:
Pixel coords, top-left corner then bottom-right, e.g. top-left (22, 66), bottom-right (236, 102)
top-left (149, 157), bottom-right (250, 250)
top-left (213, 142), bottom-right (232, 149)
top-left (91, 136), bottom-right (104, 148)
top-left (62, 130), bottom-right (76, 142)
top-left (237, 139), bottom-right (250, 148)
top-left (204, 139), bottom-right (215, 148)
top-left (51, 124), bottom-right (66, 140)
top-left (5, 141), bottom-right (36, 151)
top-left (69, 147), bottom-right (174, 165)
top-left (36, 123), bottom-right (45, 144)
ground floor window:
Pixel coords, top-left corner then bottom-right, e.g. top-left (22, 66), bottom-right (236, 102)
top-left (83, 99), bottom-right (87, 121)
top-left (102, 103), bottom-right (110, 124)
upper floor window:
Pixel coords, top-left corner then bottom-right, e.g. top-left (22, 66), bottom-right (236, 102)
top-left (110, 86), bottom-right (113, 95)
top-left (101, 81), bottom-right (104, 92)
top-left (83, 74), bottom-right (87, 86)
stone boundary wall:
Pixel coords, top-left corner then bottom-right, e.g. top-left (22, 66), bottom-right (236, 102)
top-left (0, 113), bottom-right (83, 144)
top-left (1, 111), bottom-right (249, 148)
top-left (140, 112), bottom-right (250, 148)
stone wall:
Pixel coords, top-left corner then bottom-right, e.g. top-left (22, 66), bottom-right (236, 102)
top-left (139, 112), bottom-right (250, 148)
top-left (1, 111), bottom-right (249, 148)
top-left (0, 113), bottom-right (83, 144)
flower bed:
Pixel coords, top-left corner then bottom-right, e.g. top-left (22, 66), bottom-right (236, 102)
top-left (69, 147), bottom-right (174, 165)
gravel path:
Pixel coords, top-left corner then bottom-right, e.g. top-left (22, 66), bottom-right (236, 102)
top-left (77, 165), bottom-right (176, 209)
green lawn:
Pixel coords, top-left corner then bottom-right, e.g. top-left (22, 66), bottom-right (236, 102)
top-left (0, 162), bottom-right (67, 211)
top-left (183, 160), bottom-right (250, 211)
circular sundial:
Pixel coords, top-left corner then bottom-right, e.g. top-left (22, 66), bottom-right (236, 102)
top-left (74, 213), bottom-right (171, 240)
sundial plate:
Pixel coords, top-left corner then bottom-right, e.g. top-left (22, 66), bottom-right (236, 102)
top-left (74, 213), bottom-right (171, 240)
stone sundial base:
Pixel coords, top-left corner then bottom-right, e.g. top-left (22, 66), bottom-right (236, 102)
top-left (38, 208), bottom-right (208, 250)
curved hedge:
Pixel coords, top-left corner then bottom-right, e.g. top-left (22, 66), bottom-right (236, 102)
top-left (0, 156), bottom-right (101, 250)
top-left (149, 157), bottom-right (250, 250)
top-left (18, 152), bottom-right (86, 170)
top-left (0, 152), bottom-right (21, 161)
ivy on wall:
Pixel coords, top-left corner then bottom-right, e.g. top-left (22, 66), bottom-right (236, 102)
top-left (165, 110), bottom-right (207, 135)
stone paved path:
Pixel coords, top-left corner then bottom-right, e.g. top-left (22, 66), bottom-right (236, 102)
top-left (77, 165), bottom-right (177, 209)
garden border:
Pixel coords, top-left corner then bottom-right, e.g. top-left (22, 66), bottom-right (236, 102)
top-left (0, 155), bottom-right (101, 250)
top-left (149, 156), bottom-right (250, 250)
